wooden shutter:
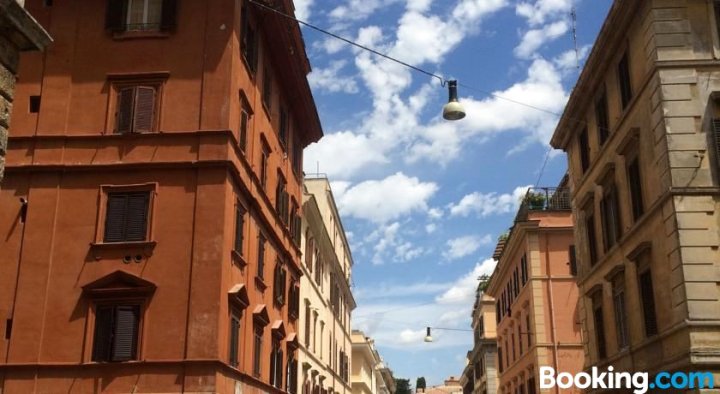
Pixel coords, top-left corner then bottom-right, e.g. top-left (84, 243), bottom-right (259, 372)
top-left (124, 192), bottom-right (150, 241)
top-left (229, 315), bottom-right (240, 367)
top-left (712, 119), bottom-right (720, 173)
top-left (112, 305), bottom-right (139, 361)
top-left (269, 341), bottom-right (277, 385)
top-left (239, 110), bottom-right (248, 151)
top-left (276, 348), bottom-right (284, 388)
top-left (133, 86), bottom-right (156, 133)
top-left (160, 0), bottom-right (178, 31)
top-left (639, 271), bottom-right (658, 336)
top-left (568, 245), bottom-right (577, 276)
top-left (105, 0), bottom-right (127, 32)
top-left (92, 306), bottom-right (114, 361)
top-left (116, 87), bottom-right (135, 134)
top-left (104, 193), bottom-right (128, 242)
top-left (234, 203), bottom-right (245, 253)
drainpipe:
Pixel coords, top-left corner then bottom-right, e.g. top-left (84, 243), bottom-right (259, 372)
top-left (5, 198), bottom-right (29, 363)
top-left (545, 233), bottom-right (560, 394)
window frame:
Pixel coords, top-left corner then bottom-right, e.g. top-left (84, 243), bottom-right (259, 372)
top-left (591, 290), bottom-right (607, 360)
top-left (600, 179), bottom-right (622, 252)
top-left (234, 200), bottom-right (247, 257)
top-left (96, 184), bottom-right (156, 245)
top-left (595, 88), bottom-right (610, 146)
top-left (253, 324), bottom-right (264, 378)
top-left (91, 301), bottom-right (145, 363)
top-left (107, 76), bottom-right (166, 135)
top-left (240, 3), bottom-right (259, 74)
top-left (611, 270), bottom-right (629, 350)
top-left (229, 308), bottom-right (242, 368)
top-left (618, 51), bottom-right (633, 110)
top-left (579, 127), bottom-right (591, 174)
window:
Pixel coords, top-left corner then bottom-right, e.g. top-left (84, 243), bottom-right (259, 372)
top-left (709, 118), bottom-right (720, 182)
top-left (579, 127), bottom-right (591, 173)
top-left (638, 267), bottom-right (658, 337)
top-left (511, 333), bottom-right (516, 361)
top-left (105, 0), bottom-right (177, 32)
top-left (305, 234), bottom-right (314, 272)
top-left (288, 282), bottom-right (300, 320)
top-left (240, 4), bottom-right (258, 72)
top-left (234, 202), bottom-right (246, 255)
top-left (528, 377), bottom-right (536, 394)
top-left (257, 234), bottom-right (266, 280)
top-left (260, 140), bottom-right (270, 189)
top-left (262, 67), bottom-right (273, 111)
top-left (279, 107), bottom-right (289, 149)
top-left (612, 272), bottom-right (629, 350)
top-left (618, 52), bottom-right (633, 109)
top-left (518, 323), bottom-right (523, 355)
top-left (292, 136), bottom-right (303, 176)
top-left (526, 314), bottom-right (532, 346)
top-left (595, 89), bottom-right (610, 145)
top-left (229, 311), bottom-right (241, 367)
top-left (253, 325), bottom-right (263, 377)
top-left (92, 304), bottom-right (140, 362)
top-left (600, 182), bottom-right (622, 251)
top-left (275, 175), bottom-right (289, 224)
top-left (520, 254), bottom-right (528, 285)
top-left (568, 245), bottom-right (578, 276)
top-left (287, 352), bottom-right (298, 394)
top-left (269, 336), bottom-right (284, 388)
top-left (239, 107), bottom-right (249, 152)
top-left (290, 200), bottom-right (301, 246)
top-left (273, 262), bottom-right (286, 305)
top-left (304, 303), bottom-right (311, 347)
top-left (592, 291), bottom-right (607, 359)
top-left (627, 156), bottom-right (644, 221)
top-left (585, 208), bottom-right (598, 266)
top-left (104, 191), bottom-right (150, 243)
top-left (314, 251), bottom-right (322, 286)
top-left (497, 345), bottom-right (503, 373)
top-left (114, 85), bottom-right (158, 134)
top-left (29, 95), bottom-right (41, 113)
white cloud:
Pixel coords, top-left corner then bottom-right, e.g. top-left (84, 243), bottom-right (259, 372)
top-left (436, 258), bottom-right (497, 304)
top-left (514, 20), bottom-right (569, 59)
top-left (425, 223), bottom-right (437, 234)
top-left (443, 235), bottom-right (492, 260)
top-left (449, 185), bottom-right (532, 217)
top-left (363, 221), bottom-right (426, 264)
top-left (334, 172), bottom-right (439, 223)
top-left (554, 45), bottom-right (592, 72)
top-left (428, 207), bottom-right (443, 220)
top-left (308, 60), bottom-right (359, 94)
top-left (516, 0), bottom-right (572, 26)
top-left (293, 0), bottom-right (313, 21)
top-left (304, 131), bottom-right (387, 178)
top-left (355, 280), bottom-right (452, 301)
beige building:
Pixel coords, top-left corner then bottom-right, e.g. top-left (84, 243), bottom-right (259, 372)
top-left (0, 0), bottom-right (50, 182)
top-left (350, 330), bottom-right (394, 394)
top-left (550, 0), bottom-right (720, 389)
top-left (486, 184), bottom-right (583, 394)
top-left (422, 376), bottom-right (462, 394)
top-left (300, 176), bottom-right (356, 394)
top-left (459, 288), bottom-right (498, 394)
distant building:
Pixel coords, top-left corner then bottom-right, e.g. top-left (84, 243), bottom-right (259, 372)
top-left (299, 176), bottom-right (356, 394)
top-left (422, 376), bottom-right (462, 394)
top-left (550, 0), bottom-right (720, 386)
top-left (460, 289), bottom-right (498, 394)
top-left (350, 330), bottom-right (394, 394)
top-left (485, 181), bottom-right (583, 394)
top-left (0, 0), bottom-right (50, 182)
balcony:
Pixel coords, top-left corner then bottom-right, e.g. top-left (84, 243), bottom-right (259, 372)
top-left (513, 187), bottom-right (571, 223)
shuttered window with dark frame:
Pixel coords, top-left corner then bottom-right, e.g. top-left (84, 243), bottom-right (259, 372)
top-left (579, 127), bottom-right (590, 173)
top-left (253, 325), bottom-right (263, 377)
top-left (601, 183), bottom-right (622, 252)
top-left (273, 262), bottom-right (286, 306)
top-left (618, 52), bottom-right (633, 110)
top-left (612, 272), bottom-right (629, 349)
top-left (257, 235), bottom-right (266, 280)
top-left (568, 245), bottom-right (577, 276)
top-left (240, 4), bottom-right (258, 73)
top-left (279, 107), bottom-right (289, 149)
top-left (288, 282), bottom-right (300, 320)
top-left (105, 0), bottom-right (178, 33)
top-left (239, 108), bottom-right (249, 152)
top-left (275, 176), bottom-right (289, 225)
top-left (262, 67), bottom-right (273, 111)
top-left (292, 136), bottom-right (303, 176)
top-left (710, 118), bottom-right (720, 184)
top-left (269, 336), bottom-right (283, 388)
top-left (627, 156), bottom-right (644, 221)
top-left (115, 85), bottom-right (157, 134)
top-left (595, 89), bottom-right (610, 145)
top-left (104, 191), bottom-right (150, 243)
top-left (592, 292), bottom-right (607, 359)
top-left (234, 202), bottom-right (246, 255)
top-left (229, 312), bottom-right (241, 367)
top-left (585, 209), bottom-right (598, 266)
top-left (92, 304), bottom-right (140, 362)
top-left (639, 268), bottom-right (658, 337)
top-left (260, 141), bottom-right (270, 189)
top-left (520, 254), bottom-right (528, 285)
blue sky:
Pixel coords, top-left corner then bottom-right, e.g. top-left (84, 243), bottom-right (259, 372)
top-left (297, 0), bottom-right (612, 387)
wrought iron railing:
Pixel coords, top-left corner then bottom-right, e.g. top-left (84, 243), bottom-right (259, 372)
top-left (514, 187), bottom-right (571, 223)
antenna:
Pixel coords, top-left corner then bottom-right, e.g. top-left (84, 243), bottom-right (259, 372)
top-left (571, 6), bottom-right (580, 69)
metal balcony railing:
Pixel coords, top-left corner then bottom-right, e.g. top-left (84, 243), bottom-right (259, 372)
top-left (514, 187), bottom-right (571, 223)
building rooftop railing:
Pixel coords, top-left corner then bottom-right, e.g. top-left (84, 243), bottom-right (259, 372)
top-left (513, 187), bottom-right (571, 223)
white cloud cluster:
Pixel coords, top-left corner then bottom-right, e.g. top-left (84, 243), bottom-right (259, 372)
top-left (436, 258), bottom-right (497, 304)
top-left (514, 20), bottom-right (569, 58)
top-left (293, 0), bottom-right (313, 21)
top-left (443, 235), bottom-right (492, 260)
top-left (308, 60), bottom-right (359, 94)
top-left (516, 0), bottom-right (573, 26)
top-left (449, 185), bottom-right (532, 217)
top-left (334, 172), bottom-right (439, 224)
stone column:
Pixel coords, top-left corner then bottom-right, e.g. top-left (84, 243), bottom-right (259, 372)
top-left (0, 0), bottom-right (51, 183)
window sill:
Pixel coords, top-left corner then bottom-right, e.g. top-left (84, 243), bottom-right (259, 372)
top-left (255, 276), bottom-right (267, 291)
top-left (231, 250), bottom-right (247, 268)
top-left (90, 241), bottom-right (157, 250)
top-left (112, 31), bottom-right (170, 40)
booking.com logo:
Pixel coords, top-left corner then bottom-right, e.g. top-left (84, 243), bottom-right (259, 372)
top-left (539, 366), bottom-right (715, 394)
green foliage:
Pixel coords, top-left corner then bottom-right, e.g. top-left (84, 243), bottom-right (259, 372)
top-left (395, 378), bottom-right (412, 394)
top-left (477, 274), bottom-right (491, 292)
top-left (416, 377), bottom-right (427, 391)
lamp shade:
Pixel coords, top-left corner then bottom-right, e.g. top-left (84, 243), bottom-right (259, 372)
top-left (424, 327), bottom-right (433, 343)
top-left (443, 80), bottom-right (466, 121)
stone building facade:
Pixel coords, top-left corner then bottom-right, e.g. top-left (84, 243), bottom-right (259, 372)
top-left (350, 331), bottom-right (393, 394)
top-left (460, 290), bottom-right (498, 394)
top-left (485, 185), bottom-right (583, 394)
top-left (0, 0), bottom-right (50, 183)
top-left (0, 0), bottom-right (321, 392)
top-left (550, 0), bottom-right (720, 389)
top-left (299, 176), bottom-right (355, 394)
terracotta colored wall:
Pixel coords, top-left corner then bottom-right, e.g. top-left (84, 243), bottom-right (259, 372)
top-left (0, 0), bottom-right (316, 392)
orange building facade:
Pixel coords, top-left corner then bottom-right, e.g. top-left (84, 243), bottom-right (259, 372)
top-left (0, 0), bottom-right (321, 393)
top-left (486, 185), bottom-right (584, 394)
